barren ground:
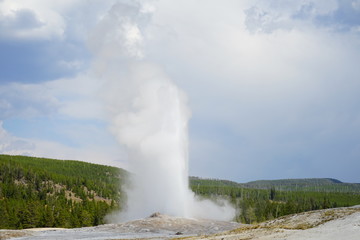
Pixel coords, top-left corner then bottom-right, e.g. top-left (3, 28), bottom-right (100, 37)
top-left (1, 206), bottom-right (360, 240)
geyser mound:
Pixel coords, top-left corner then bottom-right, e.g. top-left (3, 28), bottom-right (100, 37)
top-left (91, 1), bottom-right (235, 222)
top-left (103, 212), bottom-right (241, 236)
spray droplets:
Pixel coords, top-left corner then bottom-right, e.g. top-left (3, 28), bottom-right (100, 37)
top-left (91, 1), bottom-right (235, 221)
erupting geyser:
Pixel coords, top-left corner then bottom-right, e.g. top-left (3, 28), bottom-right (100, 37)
top-left (113, 64), bottom-right (193, 219)
top-left (91, 1), bottom-right (235, 221)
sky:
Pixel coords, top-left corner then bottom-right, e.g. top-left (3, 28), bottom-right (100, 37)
top-left (1, 0), bottom-right (360, 183)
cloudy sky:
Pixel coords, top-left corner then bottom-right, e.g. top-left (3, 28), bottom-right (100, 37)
top-left (1, 0), bottom-right (360, 183)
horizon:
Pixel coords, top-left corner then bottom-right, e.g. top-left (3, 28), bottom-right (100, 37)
top-left (3, 153), bottom-right (359, 185)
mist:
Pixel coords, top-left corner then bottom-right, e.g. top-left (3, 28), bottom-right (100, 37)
top-left (90, 1), bottom-right (235, 221)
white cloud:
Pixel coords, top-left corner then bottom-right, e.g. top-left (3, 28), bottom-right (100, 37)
top-left (0, 0), bottom-right (117, 41)
top-left (241, 0), bottom-right (358, 33)
top-left (58, 60), bottom-right (85, 71)
top-left (144, 0), bottom-right (360, 181)
top-left (0, 120), bottom-right (127, 168)
top-left (352, 0), bottom-right (360, 11)
top-left (0, 72), bottom-right (104, 120)
top-left (0, 68), bottom-right (127, 167)
top-left (45, 74), bottom-right (105, 120)
top-left (0, 121), bottom-right (35, 155)
top-left (0, 82), bottom-right (60, 119)
top-left (0, 1), bottom-right (65, 40)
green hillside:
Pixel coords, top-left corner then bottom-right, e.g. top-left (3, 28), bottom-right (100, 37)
top-left (190, 177), bottom-right (360, 193)
top-left (0, 155), bottom-right (127, 229)
top-left (1, 154), bottom-right (360, 229)
top-left (190, 177), bottom-right (360, 223)
top-left (242, 178), bottom-right (360, 192)
top-left (190, 176), bottom-right (241, 188)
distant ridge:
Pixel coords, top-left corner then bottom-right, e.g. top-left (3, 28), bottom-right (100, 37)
top-left (246, 178), bottom-right (343, 184)
top-left (189, 177), bottom-right (360, 192)
top-left (189, 176), bottom-right (241, 188)
top-left (244, 178), bottom-right (344, 188)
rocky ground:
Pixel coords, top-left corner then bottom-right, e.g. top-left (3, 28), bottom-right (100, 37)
top-left (1, 206), bottom-right (360, 240)
top-left (192, 206), bottom-right (360, 240)
top-left (0, 213), bottom-right (241, 240)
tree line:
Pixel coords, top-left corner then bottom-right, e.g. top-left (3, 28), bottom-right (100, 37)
top-left (190, 182), bottom-right (360, 224)
top-left (1, 155), bottom-right (360, 229)
top-left (0, 155), bottom-right (122, 229)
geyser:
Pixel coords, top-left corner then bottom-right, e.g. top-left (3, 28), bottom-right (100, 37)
top-left (113, 64), bottom-right (193, 219)
top-left (91, 1), bottom-right (235, 221)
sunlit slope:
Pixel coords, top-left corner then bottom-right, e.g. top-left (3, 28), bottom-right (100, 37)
top-left (0, 154), bottom-right (127, 229)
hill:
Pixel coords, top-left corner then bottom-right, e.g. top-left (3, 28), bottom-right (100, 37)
top-left (243, 178), bottom-right (360, 192)
top-left (190, 176), bottom-right (241, 188)
top-left (0, 154), bottom-right (127, 229)
top-left (1, 154), bottom-right (360, 229)
top-left (189, 177), bottom-right (360, 223)
top-left (190, 177), bottom-right (360, 192)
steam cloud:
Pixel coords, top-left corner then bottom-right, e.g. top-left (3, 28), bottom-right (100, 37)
top-left (90, 1), bottom-right (235, 221)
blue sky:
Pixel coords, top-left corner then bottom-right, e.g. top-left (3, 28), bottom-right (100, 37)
top-left (1, 0), bottom-right (360, 183)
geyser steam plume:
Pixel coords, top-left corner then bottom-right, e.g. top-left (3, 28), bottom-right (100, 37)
top-left (90, 1), bottom-right (235, 221)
